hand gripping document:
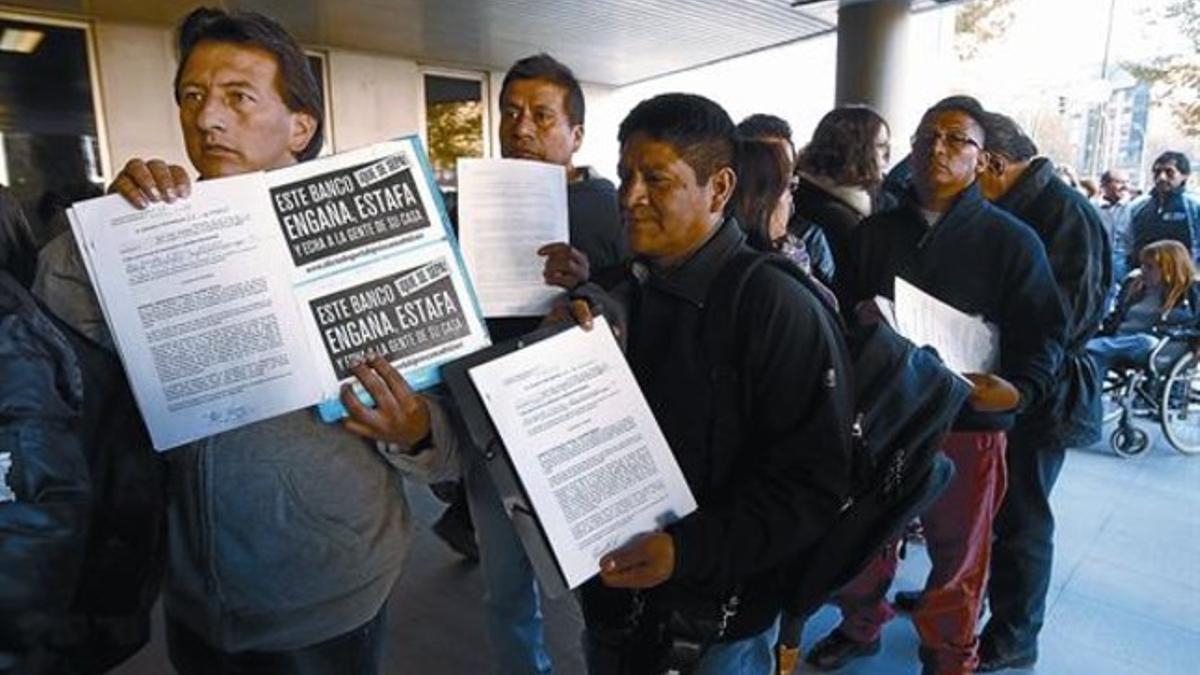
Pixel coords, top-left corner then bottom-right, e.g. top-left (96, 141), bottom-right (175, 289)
top-left (68, 136), bottom-right (490, 450)
top-left (443, 317), bottom-right (696, 596)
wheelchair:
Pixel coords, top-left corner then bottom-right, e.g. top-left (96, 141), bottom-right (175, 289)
top-left (1100, 327), bottom-right (1200, 458)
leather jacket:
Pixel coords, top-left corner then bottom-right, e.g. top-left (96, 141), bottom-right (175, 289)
top-left (0, 272), bottom-right (90, 674)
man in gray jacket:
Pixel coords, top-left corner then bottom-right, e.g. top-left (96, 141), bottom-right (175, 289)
top-left (34, 8), bottom-right (455, 673)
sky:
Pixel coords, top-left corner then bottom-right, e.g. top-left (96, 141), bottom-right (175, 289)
top-left (576, 0), bottom-right (1197, 181)
top-left (962, 0), bottom-right (1193, 94)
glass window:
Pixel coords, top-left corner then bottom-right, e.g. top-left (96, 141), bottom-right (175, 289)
top-left (305, 50), bottom-right (333, 155)
top-left (422, 71), bottom-right (488, 191)
top-left (0, 14), bottom-right (104, 245)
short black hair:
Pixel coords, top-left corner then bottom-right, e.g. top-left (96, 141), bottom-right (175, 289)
top-left (174, 7), bottom-right (324, 161)
top-left (501, 53), bottom-right (585, 127)
top-left (618, 93), bottom-right (736, 184)
top-left (923, 95), bottom-right (988, 133)
top-left (981, 112), bottom-right (1038, 162)
top-left (1153, 151), bottom-right (1191, 176)
top-left (1100, 169), bottom-right (1126, 185)
top-left (736, 114), bottom-right (793, 144)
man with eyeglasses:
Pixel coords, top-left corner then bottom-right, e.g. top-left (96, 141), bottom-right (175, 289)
top-left (810, 97), bottom-right (1066, 675)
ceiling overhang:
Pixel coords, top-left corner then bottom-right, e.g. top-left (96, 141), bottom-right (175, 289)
top-left (2, 0), bottom-right (961, 86)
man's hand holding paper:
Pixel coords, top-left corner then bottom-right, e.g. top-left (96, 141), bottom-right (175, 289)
top-left (340, 354), bottom-right (432, 451)
top-left (109, 158), bottom-right (193, 208)
top-left (599, 532), bottom-right (676, 589)
top-left (537, 242), bottom-right (590, 289)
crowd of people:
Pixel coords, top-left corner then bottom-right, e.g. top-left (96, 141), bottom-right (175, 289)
top-left (2, 7), bottom-right (1197, 675)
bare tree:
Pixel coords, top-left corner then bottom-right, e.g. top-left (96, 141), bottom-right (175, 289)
top-left (954, 0), bottom-right (1018, 61)
top-left (1125, 0), bottom-right (1200, 137)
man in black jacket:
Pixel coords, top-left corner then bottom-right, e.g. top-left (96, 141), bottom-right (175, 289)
top-left (1, 187), bottom-right (90, 675)
top-left (580, 93), bottom-right (854, 674)
top-left (974, 112), bottom-right (1111, 671)
top-left (1, 185), bottom-right (163, 675)
top-left (812, 97), bottom-right (1066, 675)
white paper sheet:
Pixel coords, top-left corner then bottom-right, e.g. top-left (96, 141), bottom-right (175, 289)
top-left (457, 158), bottom-right (569, 317)
top-left (893, 277), bottom-right (1000, 374)
top-left (69, 173), bottom-right (321, 450)
top-left (467, 317), bottom-right (697, 588)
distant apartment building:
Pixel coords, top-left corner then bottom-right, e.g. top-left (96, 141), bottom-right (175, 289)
top-left (1070, 68), bottom-right (1151, 186)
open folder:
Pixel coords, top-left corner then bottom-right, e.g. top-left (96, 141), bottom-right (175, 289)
top-left (443, 317), bottom-right (696, 595)
top-left (67, 137), bottom-right (490, 450)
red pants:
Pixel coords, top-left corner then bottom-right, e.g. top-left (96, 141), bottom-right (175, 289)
top-left (833, 430), bottom-right (1008, 675)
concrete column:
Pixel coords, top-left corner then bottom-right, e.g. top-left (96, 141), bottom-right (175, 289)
top-left (835, 0), bottom-right (912, 134)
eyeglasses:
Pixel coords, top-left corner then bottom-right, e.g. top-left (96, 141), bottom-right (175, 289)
top-left (910, 130), bottom-right (982, 152)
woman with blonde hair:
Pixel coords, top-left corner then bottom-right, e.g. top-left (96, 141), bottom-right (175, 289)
top-left (1087, 239), bottom-right (1200, 375)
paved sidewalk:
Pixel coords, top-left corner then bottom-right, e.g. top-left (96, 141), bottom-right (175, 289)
top-left (113, 422), bottom-right (1200, 674)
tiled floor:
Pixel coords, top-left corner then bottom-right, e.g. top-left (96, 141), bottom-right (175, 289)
top-left (113, 421), bottom-right (1200, 674)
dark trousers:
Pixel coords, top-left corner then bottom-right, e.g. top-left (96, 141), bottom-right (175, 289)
top-left (982, 424), bottom-right (1067, 657)
top-left (166, 604), bottom-right (387, 675)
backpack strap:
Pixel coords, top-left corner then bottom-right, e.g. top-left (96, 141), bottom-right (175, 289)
top-left (702, 249), bottom-right (844, 368)
top-left (700, 249), bottom-right (766, 472)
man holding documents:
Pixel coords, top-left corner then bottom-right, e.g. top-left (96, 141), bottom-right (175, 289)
top-left (975, 112), bottom-right (1110, 672)
top-left (35, 9), bottom-right (459, 672)
top-left (816, 97), bottom-right (1066, 675)
top-left (574, 93), bottom-right (855, 674)
top-left (455, 53), bottom-right (629, 675)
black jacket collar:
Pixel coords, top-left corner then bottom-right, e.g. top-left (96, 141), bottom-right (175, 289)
top-left (996, 157), bottom-right (1054, 215)
top-left (634, 217), bottom-right (746, 307)
top-left (903, 181), bottom-right (989, 246)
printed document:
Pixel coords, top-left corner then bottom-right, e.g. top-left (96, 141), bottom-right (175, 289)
top-left (892, 277), bottom-right (999, 374)
top-left (466, 317), bottom-right (696, 588)
top-left (457, 158), bottom-right (569, 317)
top-left (69, 137), bottom-right (490, 450)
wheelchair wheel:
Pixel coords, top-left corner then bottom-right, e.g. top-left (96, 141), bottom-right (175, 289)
top-left (1110, 426), bottom-right (1150, 458)
top-left (1160, 351), bottom-right (1200, 455)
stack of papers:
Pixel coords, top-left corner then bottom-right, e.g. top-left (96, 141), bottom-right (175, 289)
top-left (889, 277), bottom-right (999, 375)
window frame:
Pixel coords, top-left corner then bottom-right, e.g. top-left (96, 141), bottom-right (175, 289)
top-left (418, 65), bottom-right (493, 176)
top-left (303, 47), bottom-right (335, 155)
top-left (0, 8), bottom-right (112, 182)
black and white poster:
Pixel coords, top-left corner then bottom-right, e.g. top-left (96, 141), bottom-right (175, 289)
top-left (309, 256), bottom-right (474, 380)
top-left (270, 151), bottom-right (432, 267)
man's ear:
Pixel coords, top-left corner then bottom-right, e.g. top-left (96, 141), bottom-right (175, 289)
top-left (708, 166), bottom-right (737, 215)
top-left (986, 151), bottom-right (1007, 176)
top-left (571, 124), bottom-right (584, 156)
top-left (288, 111), bottom-right (319, 157)
top-left (974, 150), bottom-right (991, 178)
